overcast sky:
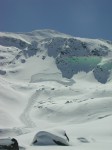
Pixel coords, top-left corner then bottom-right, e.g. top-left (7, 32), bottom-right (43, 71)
top-left (0, 0), bottom-right (112, 40)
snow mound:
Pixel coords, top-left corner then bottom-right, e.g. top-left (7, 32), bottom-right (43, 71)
top-left (32, 129), bottom-right (69, 146)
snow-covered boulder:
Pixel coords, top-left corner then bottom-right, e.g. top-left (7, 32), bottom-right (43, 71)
top-left (32, 129), bottom-right (69, 146)
top-left (0, 138), bottom-right (19, 150)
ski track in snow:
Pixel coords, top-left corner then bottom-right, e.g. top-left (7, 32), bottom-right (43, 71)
top-left (20, 73), bottom-right (75, 129)
top-left (20, 90), bottom-right (42, 128)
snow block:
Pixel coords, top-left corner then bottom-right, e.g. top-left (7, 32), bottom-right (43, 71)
top-left (32, 129), bottom-right (69, 146)
top-left (0, 138), bottom-right (19, 150)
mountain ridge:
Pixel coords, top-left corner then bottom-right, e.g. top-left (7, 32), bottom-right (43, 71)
top-left (0, 29), bottom-right (112, 83)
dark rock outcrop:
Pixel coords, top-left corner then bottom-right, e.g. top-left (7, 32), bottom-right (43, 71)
top-left (0, 138), bottom-right (19, 150)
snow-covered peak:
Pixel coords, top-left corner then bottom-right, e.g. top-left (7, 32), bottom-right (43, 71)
top-left (31, 29), bottom-right (71, 38)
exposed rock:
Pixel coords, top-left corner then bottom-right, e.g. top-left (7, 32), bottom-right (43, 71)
top-left (0, 138), bottom-right (19, 150)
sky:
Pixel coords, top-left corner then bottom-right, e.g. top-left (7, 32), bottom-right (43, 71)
top-left (0, 0), bottom-right (112, 40)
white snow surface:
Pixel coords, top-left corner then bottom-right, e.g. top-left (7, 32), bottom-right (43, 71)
top-left (0, 29), bottom-right (112, 150)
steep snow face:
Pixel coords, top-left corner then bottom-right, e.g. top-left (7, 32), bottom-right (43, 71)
top-left (0, 30), bottom-right (112, 83)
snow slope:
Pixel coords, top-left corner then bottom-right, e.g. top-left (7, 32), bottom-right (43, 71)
top-left (0, 29), bottom-right (112, 150)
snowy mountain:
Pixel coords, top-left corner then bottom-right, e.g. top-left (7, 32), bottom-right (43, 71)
top-left (0, 29), bottom-right (112, 150)
top-left (1, 29), bottom-right (112, 83)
